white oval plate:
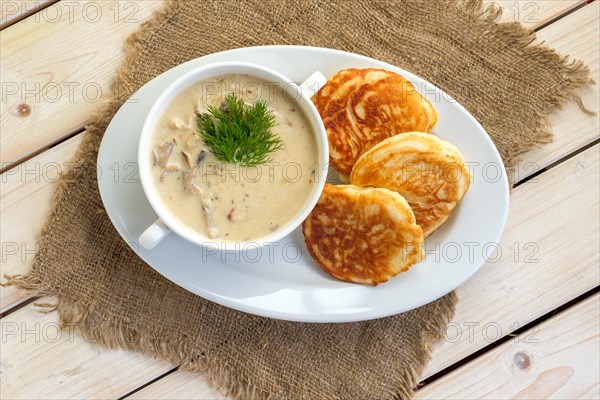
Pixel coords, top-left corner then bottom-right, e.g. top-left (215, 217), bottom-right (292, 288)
top-left (98, 46), bottom-right (509, 323)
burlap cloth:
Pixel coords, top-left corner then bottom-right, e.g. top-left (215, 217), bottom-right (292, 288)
top-left (4, 0), bottom-right (594, 398)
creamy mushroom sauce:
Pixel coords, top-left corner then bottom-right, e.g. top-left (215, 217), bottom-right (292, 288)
top-left (150, 74), bottom-right (318, 241)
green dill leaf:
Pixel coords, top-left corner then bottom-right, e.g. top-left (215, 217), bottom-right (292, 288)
top-left (196, 94), bottom-right (282, 166)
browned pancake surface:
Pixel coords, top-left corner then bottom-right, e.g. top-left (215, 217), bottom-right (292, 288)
top-left (302, 184), bottom-right (424, 285)
top-left (350, 132), bottom-right (470, 238)
top-left (313, 68), bottom-right (438, 178)
top-left (313, 68), bottom-right (396, 121)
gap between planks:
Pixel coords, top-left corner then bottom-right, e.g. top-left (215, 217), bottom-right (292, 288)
top-left (417, 285), bottom-right (600, 390)
top-left (415, 293), bottom-right (600, 399)
top-left (0, 0), bottom-right (59, 30)
top-left (0, 0), bottom-right (165, 171)
top-left (0, 296), bottom-right (180, 400)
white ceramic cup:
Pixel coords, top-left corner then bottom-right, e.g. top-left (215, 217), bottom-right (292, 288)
top-left (138, 61), bottom-right (329, 250)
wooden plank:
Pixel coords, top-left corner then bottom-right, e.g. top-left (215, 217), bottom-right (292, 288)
top-left (0, 0), bottom-right (57, 29)
top-left (515, 0), bottom-right (599, 181)
top-left (0, 299), bottom-right (176, 399)
top-left (422, 144), bottom-right (600, 379)
top-left (0, 0), bottom-right (163, 169)
top-left (125, 144), bottom-right (600, 400)
top-left (0, 0), bottom-right (577, 171)
top-left (494, 0), bottom-right (585, 29)
top-left (416, 294), bottom-right (600, 399)
top-left (1, 134), bottom-right (82, 313)
top-left (128, 370), bottom-right (225, 400)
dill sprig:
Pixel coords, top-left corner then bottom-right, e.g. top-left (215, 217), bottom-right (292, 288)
top-left (196, 94), bottom-right (282, 166)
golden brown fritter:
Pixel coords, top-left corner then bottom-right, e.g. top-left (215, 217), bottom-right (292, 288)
top-left (350, 132), bottom-right (470, 238)
top-left (302, 184), bottom-right (424, 285)
top-left (313, 68), bottom-right (438, 179)
top-left (313, 68), bottom-right (396, 122)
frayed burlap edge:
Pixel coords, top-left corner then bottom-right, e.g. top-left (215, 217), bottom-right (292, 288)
top-left (2, 1), bottom-right (185, 304)
top-left (458, 0), bottom-right (595, 177)
top-left (0, 287), bottom-right (458, 400)
top-left (2, 0), bottom-right (595, 398)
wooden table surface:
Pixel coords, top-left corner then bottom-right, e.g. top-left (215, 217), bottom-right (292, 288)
top-left (1, 1), bottom-right (598, 398)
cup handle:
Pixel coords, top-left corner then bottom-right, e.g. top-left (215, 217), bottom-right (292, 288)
top-left (139, 219), bottom-right (171, 249)
top-left (299, 71), bottom-right (327, 99)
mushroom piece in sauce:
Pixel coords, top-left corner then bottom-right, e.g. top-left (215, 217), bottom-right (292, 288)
top-left (157, 142), bottom-right (174, 168)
